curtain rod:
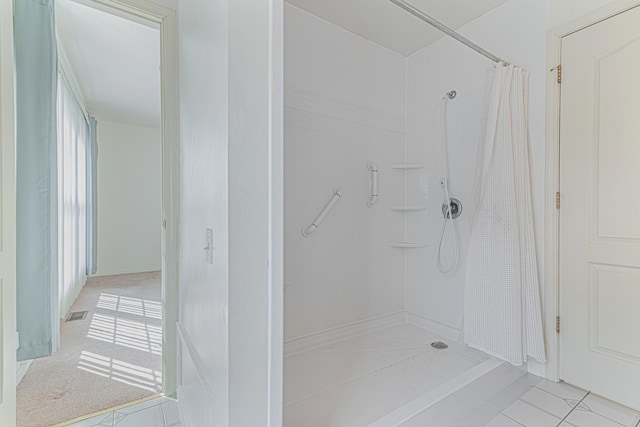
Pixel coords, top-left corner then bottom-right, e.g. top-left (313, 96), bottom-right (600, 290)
top-left (388, 0), bottom-right (507, 64)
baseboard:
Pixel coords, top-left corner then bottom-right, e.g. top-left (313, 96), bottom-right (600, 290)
top-left (176, 322), bottom-right (214, 427)
top-left (16, 359), bottom-right (33, 385)
top-left (91, 270), bottom-right (161, 278)
top-left (60, 276), bottom-right (88, 320)
top-left (406, 312), bottom-right (461, 342)
top-left (284, 311), bottom-right (407, 357)
top-left (527, 358), bottom-right (546, 377)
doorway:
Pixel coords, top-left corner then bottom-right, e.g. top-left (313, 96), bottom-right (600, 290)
top-left (14, 0), bottom-right (178, 425)
top-left (557, 2), bottom-right (640, 411)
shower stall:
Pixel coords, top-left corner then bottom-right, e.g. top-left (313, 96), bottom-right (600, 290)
top-left (283, 0), bottom-right (545, 424)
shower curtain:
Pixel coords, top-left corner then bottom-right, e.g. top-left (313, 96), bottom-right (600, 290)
top-left (464, 64), bottom-right (546, 366)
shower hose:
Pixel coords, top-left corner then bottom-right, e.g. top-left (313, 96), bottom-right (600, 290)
top-left (436, 96), bottom-right (459, 274)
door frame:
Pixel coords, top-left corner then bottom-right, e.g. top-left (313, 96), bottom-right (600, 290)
top-left (0, 0), bottom-right (17, 423)
top-left (83, 0), bottom-right (180, 397)
top-left (1, 1), bottom-right (179, 422)
top-left (544, 0), bottom-right (640, 383)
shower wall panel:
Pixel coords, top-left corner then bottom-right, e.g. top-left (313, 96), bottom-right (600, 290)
top-left (404, 0), bottom-right (548, 335)
top-left (284, 4), bottom-right (406, 341)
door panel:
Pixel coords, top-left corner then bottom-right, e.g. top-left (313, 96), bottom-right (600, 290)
top-left (560, 5), bottom-right (640, 410)
top-left (597, 37), bottom-right (640, 240)
top-left (591, 264), bottom-right (640, 364)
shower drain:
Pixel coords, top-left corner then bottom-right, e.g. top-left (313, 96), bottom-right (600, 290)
top-left (430, 341), bottom-right (448, 350)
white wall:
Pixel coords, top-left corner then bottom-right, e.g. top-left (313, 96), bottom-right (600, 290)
top-left (177, 0), bottom-right (283, 425)
top-left (228, 0), bottom-right (283, 423)
top-left (548, 0), bottom-right (633, 28)
top-left (95, 119), bottom-right (161, 276)
top-left (177, 0), bottom-right (230, 424)
top-left (283, 5), bottom-right (406, 341)
top-left (404, 0), bottom-right (548, 335)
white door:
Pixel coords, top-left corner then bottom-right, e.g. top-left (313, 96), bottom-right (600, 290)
top-left (560, 5), bottom-right (640, 410)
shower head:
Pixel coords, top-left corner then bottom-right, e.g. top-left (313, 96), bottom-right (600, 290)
top-left (444, 90), bottom-right (457, 100)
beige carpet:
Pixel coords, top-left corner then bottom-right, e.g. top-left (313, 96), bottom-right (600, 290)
top-left (17, 272), bottom-right (163, 427)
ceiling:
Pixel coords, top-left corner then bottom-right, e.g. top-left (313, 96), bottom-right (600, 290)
top-left (55, 0), bottom-right (508, 126)
top-left (56, 0), bottom-right (161, 128)
top-left (285, 0), bottom-right (511, 56)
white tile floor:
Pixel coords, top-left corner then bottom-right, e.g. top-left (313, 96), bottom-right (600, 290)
top-left (401, 363), bottom-right (640, 427)
top-left (492, 381), bottom-right (640, 427)
top-left (64, 396), bottom-right (181, 427)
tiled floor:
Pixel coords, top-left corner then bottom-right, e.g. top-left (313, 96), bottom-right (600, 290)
top-left (64, 397), bottom-right (180, 427)
top-left (486, 380), bottom-right (640, 427)
top-left (401, 363), bottom-right (640, 427)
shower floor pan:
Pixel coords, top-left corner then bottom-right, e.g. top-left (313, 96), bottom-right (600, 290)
top-left (284, 322), bottom-right (503, 426)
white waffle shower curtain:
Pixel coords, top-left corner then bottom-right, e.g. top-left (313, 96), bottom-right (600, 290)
top-left (464, 64), bottom-right (546, 366)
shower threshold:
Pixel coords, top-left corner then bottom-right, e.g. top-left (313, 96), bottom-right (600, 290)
top-left (284, 321), bottom-right (503, 426)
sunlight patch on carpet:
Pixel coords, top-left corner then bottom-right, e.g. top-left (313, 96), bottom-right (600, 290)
top-left (96, 293), bottom-right (162, 319)
top-left (78, 350), bottom-right (162, 393)
top-left (88, 313), bottom-right (162, 355)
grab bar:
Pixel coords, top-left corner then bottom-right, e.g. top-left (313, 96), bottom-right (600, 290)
top-left (367, 162), bottom-right (379, 207)
top-left (301, 187), bottom-right (342, 237)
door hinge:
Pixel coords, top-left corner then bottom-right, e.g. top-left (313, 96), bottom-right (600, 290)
top-left (557, 65), bottom-right (562, 84)
top-left (556, 316), bottom-right (560, 333)
top-left (556, 192), bottom-right (561, 209)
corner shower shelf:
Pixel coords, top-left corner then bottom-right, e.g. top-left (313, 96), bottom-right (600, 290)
top-left (389, 242), bottom-right (428, 248)
top-left (389, 163), bottom-right (425, 170)
top-left (390, 205), bottom-right (427, 212)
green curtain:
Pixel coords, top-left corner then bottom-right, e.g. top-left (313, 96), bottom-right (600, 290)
top-left (15, 0), bottom-right (60, 360)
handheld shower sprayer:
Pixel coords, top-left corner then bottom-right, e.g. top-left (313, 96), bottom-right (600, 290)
top-left (436, 91), bottom-right (461, 274)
